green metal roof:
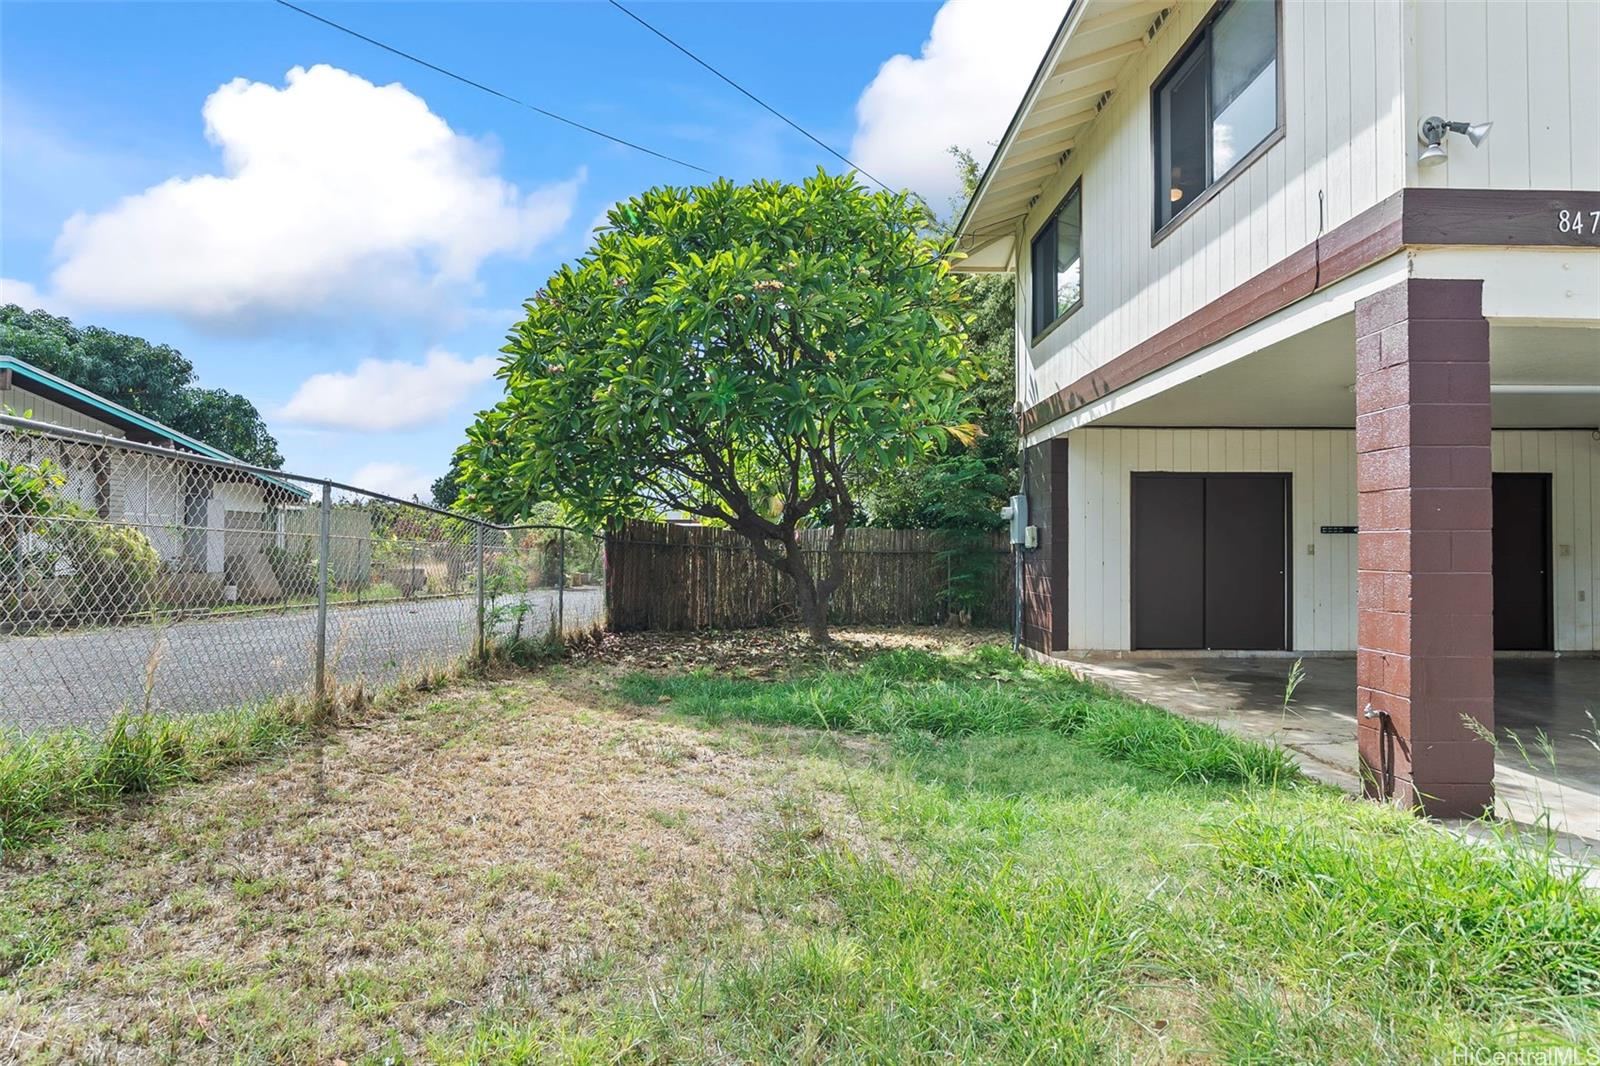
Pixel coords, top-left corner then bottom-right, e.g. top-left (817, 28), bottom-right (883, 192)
top-left (0, 354), bottom-right (310, 500)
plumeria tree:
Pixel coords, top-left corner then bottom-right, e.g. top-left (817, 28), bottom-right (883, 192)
top-left (457, 171), bottom-right (978, 642)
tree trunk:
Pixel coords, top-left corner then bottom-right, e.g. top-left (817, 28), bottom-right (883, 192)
top-left (791, 567), bottom-right (832, 644)
top-left (790, 522), bottom-right (849, 645)
top-left (732, 521), bottom-right (839, 645)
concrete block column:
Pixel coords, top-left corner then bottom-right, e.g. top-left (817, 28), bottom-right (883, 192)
top-left (1354, 278), bottom-right (1495, 818)
top-left (1021, 438), bottom-right (1069, 654)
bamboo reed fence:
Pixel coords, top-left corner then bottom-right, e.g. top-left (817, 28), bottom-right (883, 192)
top-left (605, 519), bottom-right (1012, 631)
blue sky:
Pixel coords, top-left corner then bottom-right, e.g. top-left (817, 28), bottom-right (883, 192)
top-left (2, 0), bottom-right (1059, 499)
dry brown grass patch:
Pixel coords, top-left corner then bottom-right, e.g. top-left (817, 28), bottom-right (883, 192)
top-left (0, 671), bottom-right (812, 1063)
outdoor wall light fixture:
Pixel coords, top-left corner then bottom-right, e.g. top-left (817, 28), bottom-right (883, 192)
top-left (1418, 116), bottom-right (1493, 167)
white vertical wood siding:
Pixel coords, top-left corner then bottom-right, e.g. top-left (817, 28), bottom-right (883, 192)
top-left (1067, 427), bottom-right (1359, 651)
top-left (1, 398), bottom-right (278, 575)
top-left (0, 382), bottom-right (126, 436)
top-left (1412, 0), bottom-right (1600, 190)
top-left (1067, 427), bottom-right (1600, 652)
top-left (1019, 0), bottom-right (1410, 407)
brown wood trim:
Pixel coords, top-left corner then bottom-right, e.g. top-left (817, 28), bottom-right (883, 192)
top-left (1403, 188), bottom-right (1600, 248)
top-left (1051, 437), bottom-right (1070, 651)
top-left (1019, 187), bottom-right (1598, 435)
top-left (1023, 189), bottom-right (1403, 433)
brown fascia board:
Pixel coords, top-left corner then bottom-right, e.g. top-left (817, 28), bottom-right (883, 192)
top-left (1400, 188), bottom-right (1600, 247)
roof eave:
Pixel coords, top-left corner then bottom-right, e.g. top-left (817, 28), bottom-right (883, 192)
top-left (951, 0), bottom-right (1088, 254)
top-left (0, 354), bottom-right (310, 500)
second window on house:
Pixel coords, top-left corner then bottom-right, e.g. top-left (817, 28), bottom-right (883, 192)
top-left (1154, 0), bottom-right (1280, 231)
top-left (1030, 180), bottom-right (1083, 337)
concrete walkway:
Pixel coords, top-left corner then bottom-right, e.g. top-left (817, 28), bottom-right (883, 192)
top-left (1059, 653), bottom-right (1600, 844)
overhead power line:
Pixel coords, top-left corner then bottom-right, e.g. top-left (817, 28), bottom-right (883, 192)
top-left (604, 0), bottom-right (899, 195)
top-left (272, 0), bottom-right (714, 175)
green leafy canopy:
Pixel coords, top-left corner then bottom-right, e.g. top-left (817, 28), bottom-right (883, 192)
top-left (0, 306), bottom-right (283, 469)
top-left (854, 148), bottom-right (1018, 532)
top-left (457, 171), bottom-right (980, 531)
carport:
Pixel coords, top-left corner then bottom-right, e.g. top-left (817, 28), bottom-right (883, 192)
top-left (1064, 653), bottom-right (1600, 842)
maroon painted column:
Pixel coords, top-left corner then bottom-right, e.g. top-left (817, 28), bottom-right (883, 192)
top-left (1021, 438), bottom-right (1069, 654)
top-left (1354, 278), bottom-right (1495, 818)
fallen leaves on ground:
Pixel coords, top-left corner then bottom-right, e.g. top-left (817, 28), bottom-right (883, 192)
top-left (571, 625), bottom-right (1001, 678)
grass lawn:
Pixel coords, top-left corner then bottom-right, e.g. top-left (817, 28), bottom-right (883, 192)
top-left (1, 630), bottom-right (1594, 1063)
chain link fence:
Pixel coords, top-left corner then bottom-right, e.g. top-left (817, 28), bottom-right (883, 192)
top-left (1, 415), bottom-right (604, 732)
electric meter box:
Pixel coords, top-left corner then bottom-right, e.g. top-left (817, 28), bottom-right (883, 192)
top-left (1001, 494), bottom-right (1029, 546)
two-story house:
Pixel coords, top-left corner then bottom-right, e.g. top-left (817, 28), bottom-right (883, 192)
top-left (954, 0), bottom-right (1599, 817)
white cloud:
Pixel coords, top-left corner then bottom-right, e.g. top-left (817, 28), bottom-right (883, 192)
top-left (0, 278), bottom-right (55, 312)
top-left (348, 461), bottom-right (435, 502)
top-left (279, 348), bottom-right (497, 431)
top-left (48, 64), bottom-right (581, 328)
top-left (849, 1), bottom-right (1067, 209)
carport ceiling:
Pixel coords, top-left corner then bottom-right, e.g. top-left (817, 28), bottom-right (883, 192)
top-left (1101, 318), bottom-right (1357, 428)
top-left (1491, 323), bottom-right (1600, 429)
top-left (1098, 318), bottom-right (1600, 429)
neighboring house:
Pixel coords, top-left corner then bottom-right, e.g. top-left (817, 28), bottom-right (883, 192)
top-left (954, 0), bottom-right (1599, 815)
top-left (1, 354), bottom-right (308, 599)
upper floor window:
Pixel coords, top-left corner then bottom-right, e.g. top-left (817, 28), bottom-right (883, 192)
top-left (1154, 0), bottom-right (1280, 232)
top-left (1030, 180), bottom-right (1083, 338)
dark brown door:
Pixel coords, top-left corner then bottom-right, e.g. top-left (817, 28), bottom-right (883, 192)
top-left (1132, 476), bottom-right (1207, 648)
top-left (1205, 476), bottom-right (1289, 650)
top-left (1493, 473), bottom-right (1552, 651)
top-left (1132, 473), bottom-right (1289, 651)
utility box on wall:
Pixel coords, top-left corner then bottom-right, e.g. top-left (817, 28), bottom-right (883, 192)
top-left (1001, 494), bottom-right (1029, 546)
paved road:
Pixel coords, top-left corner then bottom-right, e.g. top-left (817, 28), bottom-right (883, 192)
top-left (1, 587), bottom-right (604, 731)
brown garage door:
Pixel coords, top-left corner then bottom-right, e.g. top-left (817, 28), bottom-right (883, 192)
top-left (1132, 473), bottom-right (1289, 651)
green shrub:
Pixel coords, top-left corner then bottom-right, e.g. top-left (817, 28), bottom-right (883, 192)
top-left (53, 513), bottom-right (161, 618)
top-left (5, 459), bottom-right (161, 620)
top-left (265, 542), bottom-right (317, 598)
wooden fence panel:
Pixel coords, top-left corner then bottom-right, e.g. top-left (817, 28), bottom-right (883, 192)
top-left (605, 520), bottom-right (1012, 631)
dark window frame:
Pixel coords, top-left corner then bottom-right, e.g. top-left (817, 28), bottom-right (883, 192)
top-left (1150, 0), bottom-right (1285, 245)
top-left (1029, 178), bottom-right (1085, 341)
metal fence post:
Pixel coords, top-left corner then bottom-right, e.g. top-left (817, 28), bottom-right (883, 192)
top-left (315, 480), bottom-right (331, 703)
top-left (557, 528), bottom-right (566, 637)
top-left (475, 523), bottom-right (486, 662)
